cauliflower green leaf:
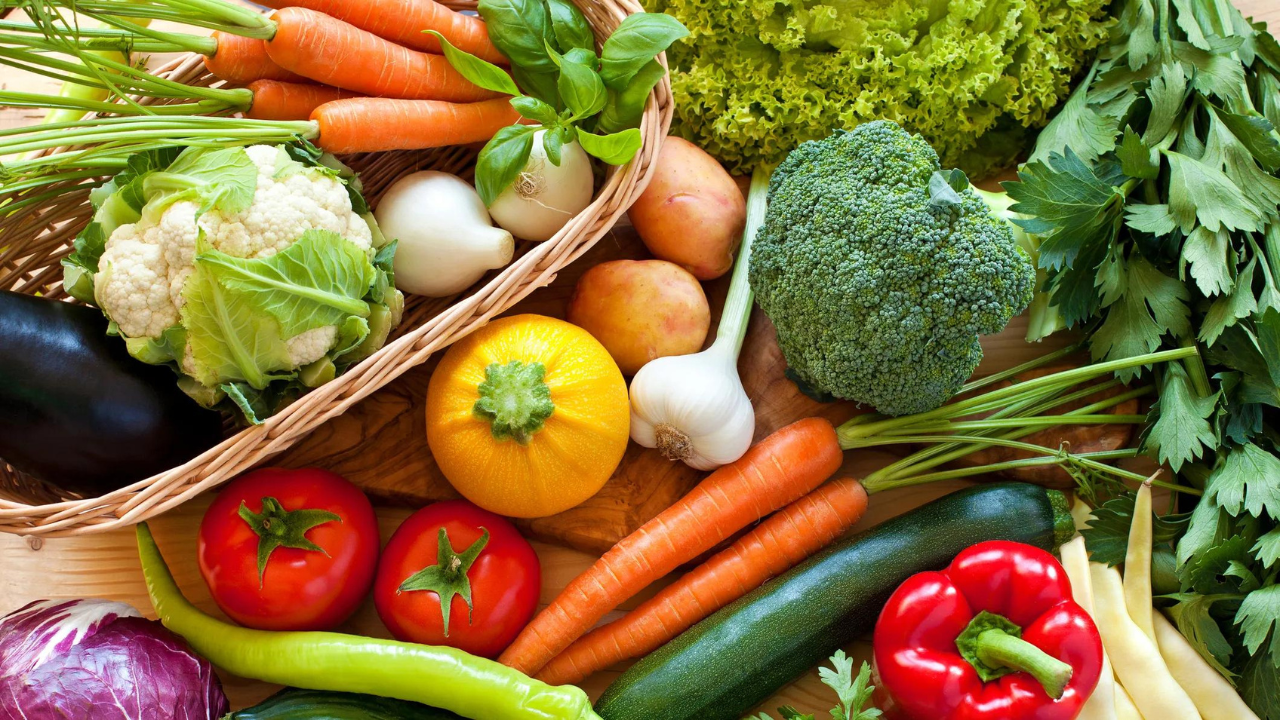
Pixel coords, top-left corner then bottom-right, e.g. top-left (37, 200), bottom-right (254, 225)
top-left (198, 229), bottom-right (374, 338)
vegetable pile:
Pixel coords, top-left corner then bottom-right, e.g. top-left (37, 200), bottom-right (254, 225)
top-left (645, 0), bottom-right (1116, 178)
top-left (61, 144), bottom-right (401, 423)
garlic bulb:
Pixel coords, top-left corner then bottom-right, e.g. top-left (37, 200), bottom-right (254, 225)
top-left (629, 342), bottom-right (755, 470)
top-left (627, 168), bottom-right (770, 470)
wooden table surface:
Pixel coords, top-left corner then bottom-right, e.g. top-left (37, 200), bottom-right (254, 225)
top-left (2, 2), bottom-right (1277, 716)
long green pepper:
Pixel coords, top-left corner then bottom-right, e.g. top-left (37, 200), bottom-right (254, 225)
top-left (135, 524), bottom-right (602, 720)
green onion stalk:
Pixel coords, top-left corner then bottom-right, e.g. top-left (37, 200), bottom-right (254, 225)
top-left (0, 116), bottom-right (318, 220)
top-left (832, 344), bottom-right (1203, 497)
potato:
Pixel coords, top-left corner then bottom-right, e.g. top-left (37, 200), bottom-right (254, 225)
top-left (628, 137), bottom-right (746, 280)
top-left (566, 260), bottom-right (710, 375)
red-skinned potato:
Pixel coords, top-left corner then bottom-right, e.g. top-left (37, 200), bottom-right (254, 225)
top-left (567, 260), bottom-right (710, 375)
top-left (627, 137), bottom-right (746, 280)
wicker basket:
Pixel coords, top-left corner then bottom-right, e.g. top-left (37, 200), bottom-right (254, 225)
top-left (0, 0), bottom-right (672, 537)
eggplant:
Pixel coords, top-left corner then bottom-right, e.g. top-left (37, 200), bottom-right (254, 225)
top-left (0, 291), bottom-right (223, 495)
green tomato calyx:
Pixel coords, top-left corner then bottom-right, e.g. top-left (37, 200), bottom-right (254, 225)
top-left (238, 497), bottom-right (341, 586)
top-left (397, 527), bottom-right (490, 637)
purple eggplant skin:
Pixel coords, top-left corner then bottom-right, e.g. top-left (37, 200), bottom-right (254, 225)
top-left (0, 290), bottom-right (223, 495)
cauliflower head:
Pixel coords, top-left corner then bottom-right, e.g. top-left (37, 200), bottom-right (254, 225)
top-left (749, 121), bottom-right (1035, 416)
top-left (64, 144), bottom-right (401, 422)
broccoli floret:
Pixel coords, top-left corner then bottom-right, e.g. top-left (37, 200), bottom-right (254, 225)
top-left (748, 121), bottom-right (1035, 416)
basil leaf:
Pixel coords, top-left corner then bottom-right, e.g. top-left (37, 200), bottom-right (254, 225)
top-left (546, 0), bottom-right (594, 53)
top-left (599, 13), bottom-right (688, 90)
top-left (559, 59), bottom-right (607, 119)
top-left (564, 47), bottom-right (598, 69)
top-left (543, 128), bottom-right (564, 166)
top-left (513, 66), bottom-right (561, 107)
top-left (597, 58), bottom-right (665, 133)
top-left (478, 0), bottom-right (555, 72)
top-left (511, 95), bottom-right (559, 124)
top-left (476, 125), bottom-right (537, 205)
top-left (425, 30), bottom-right (519, 96)
top-left (576, 127), bottom-right (642, 164)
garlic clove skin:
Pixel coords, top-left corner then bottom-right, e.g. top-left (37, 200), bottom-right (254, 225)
top-left (628, 347), bottom-right (755, 471)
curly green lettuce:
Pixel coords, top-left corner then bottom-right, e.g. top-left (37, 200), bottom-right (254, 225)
top-left (647, 0), bottom-right (1116, 178)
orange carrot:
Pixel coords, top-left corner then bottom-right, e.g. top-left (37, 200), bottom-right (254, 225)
top-left (312, 97), bottom-right (519, 154)
top-left (264, 8), bottom-right (503, 103)
top-left (257, 0), bottom-right (508, 66)
top-left (246, 80), bottom-right (358, 120)
top-left (203, 31), bottom-right (306, 84)
top-left (535, 476), bottom-right (869, 686)
top-left (497, 417), bottom-right (845, 676)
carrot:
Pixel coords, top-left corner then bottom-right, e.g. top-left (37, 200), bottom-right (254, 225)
top-left (312, 97), bottom-right (519, 154)
top-left (246, 80), bottom-right (358, 121)
top-left (497, 417), bottom-right (845, 676)
top-left (203, 31), bottom-right (306, 84)
top-left (264, 8), bottom-right (503, 103)
top-left (535, 476), bottom-right (869, 686)
top-left (256, 0), bottom-right (508, 66)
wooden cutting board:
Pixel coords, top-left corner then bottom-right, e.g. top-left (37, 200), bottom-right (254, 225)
top-left (273, 223), bottom-right (1077, 552)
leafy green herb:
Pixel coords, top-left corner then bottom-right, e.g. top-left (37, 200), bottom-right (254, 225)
top-left (1081, 492), bottom-right (1191, 566)
top-left (1001, 4), bottom-right (1280, 713)
top-left (442, 0), bottom-right (684, 204)
top-left (752, 651), bottom-right (880, 720)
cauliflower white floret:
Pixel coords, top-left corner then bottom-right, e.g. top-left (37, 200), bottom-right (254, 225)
top-left (203, 145), bottom-right (372, 259)
top-left (95, 230), bottom-right (179, 338)
top-left (94, 145), bottom-right (371, 362)
top-left (286, 326), bottom-right (339, 367)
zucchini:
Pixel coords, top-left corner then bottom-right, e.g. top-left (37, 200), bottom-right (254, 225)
top-left (594, 482), bottom-right (1074, 720)
top-left (226, 688), bottom-right (463, 720)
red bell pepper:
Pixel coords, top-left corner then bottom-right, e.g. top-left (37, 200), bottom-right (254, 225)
top-left (873, 540), bottom-right (1103, 720)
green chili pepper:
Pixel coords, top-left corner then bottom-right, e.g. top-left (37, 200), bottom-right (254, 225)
top-left (136, 523), bottom-right (601, 720)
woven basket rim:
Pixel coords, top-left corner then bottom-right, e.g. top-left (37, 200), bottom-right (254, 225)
top-left (0, 0), bottom-right (673, 536)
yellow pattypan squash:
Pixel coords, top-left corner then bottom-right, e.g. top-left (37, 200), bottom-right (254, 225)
top-left (425, 314), bottom-right (630, 518)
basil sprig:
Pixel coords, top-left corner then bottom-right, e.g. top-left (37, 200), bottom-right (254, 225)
top-left (428, 1), bottom-right (687, 205)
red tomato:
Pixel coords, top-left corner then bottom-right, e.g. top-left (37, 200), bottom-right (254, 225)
top-left (374, 500), bottom-right (541, 658)
top-left (198, 467), bottom-right (379, 631)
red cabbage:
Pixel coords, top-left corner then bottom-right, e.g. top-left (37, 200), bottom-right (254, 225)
top-left (0, 598), bottom-right (229, 719)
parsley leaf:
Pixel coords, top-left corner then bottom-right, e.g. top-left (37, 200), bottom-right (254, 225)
top-left (1236, 584), bottom-right (1280, 661)
top-left (1164, 594), bottom-right (1238, 677)
top-left (1255, 527), bottom-right (1280, 570)
top-left (1091, 254), bottom-right (1192, 375)
top-left (1206, 444), bottom-right (1280, 519)
top-left (1082, 492), bottom-right (1192, 565)
top-left (821, 652), bottom-right (882, 720)
top-left (1180, 225), bottom-right (1235, 297)
top-left (1143, 363), bottom-right (1219, 471)
top-left (1167, 150), bottom-right (1267, 234)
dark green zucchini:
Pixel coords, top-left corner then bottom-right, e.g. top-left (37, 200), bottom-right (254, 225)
top-left (594, 482), bottom-right (1075, 720)
top-left (0, 291), bottom-right (222, 494)
top-left (226, 688), bottom-right (464, 720)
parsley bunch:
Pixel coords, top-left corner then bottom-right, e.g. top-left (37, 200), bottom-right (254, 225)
top-left (999, 0), bottom-right (1280, 715)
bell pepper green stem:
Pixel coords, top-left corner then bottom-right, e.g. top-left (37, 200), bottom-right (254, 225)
top-left (136, 523), bottom-right (603, 720)
top-left (975, 629), bottom-right (1073, 699)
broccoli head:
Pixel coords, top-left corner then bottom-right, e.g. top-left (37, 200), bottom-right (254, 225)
top-left (748, 121), bottom-right (1035, 416)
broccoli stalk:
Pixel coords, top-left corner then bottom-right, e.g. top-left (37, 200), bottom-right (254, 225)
top-left (971, 186), bottom-right (1068, 343)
